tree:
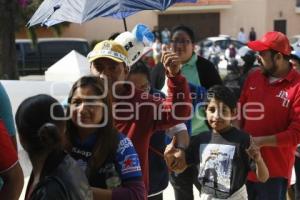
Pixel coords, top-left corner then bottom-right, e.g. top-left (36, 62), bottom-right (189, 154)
top-left (0, 0), bottom-right (19, 79)
top-left (0, 0), bottom-right (69, 79)
top-left (0, 0), bottom-right (42, 79)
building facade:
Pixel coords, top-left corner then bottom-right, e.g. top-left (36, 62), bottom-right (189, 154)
top-left (16, 0), bottom-right (300, 43)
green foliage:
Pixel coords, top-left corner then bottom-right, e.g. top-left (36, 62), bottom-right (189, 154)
top-left (27, 27), bottom-right (37, 48)
top-left (15, 0), bottom-right (43, 30)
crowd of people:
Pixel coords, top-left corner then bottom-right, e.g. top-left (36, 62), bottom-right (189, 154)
top-left (237, 27), bottom-right (257, 44)
top-left (1, 24), bottom-right (300, 200)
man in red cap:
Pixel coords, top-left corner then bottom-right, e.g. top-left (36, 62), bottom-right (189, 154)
top-left (239, 31), bottom-right (300, 199)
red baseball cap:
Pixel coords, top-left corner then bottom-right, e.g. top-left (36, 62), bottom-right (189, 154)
top-left (247, 31), bottom-right (291, 55)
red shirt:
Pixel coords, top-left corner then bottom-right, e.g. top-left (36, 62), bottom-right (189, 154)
top-left (239, 68), bottom-right (300, 182)
top-left (114, 74), bottom-right (191, 191)
top-left (0, 120), bottom-right (18, 173)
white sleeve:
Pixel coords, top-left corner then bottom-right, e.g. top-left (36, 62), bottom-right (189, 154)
top-left (165, 123), bottom-right (187, 138)
top-left (161, 76), bottom-right (168, 96)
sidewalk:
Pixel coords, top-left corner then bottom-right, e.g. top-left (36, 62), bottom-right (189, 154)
top-left (163, 184), bottom-right (200, 200)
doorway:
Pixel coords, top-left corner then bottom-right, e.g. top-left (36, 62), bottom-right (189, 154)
top-left (274, 20), bottom-right (287, 34)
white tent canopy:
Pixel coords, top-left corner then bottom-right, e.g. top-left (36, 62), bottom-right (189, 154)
top-left (45, 50), bottom-right (90, 81)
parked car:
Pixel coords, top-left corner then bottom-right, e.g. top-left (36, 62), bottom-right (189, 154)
top-left (16, 38), bottom-right (90, 75)
top-left (289, 35), bottom-right (300, 50)
top-left (198, 35), bottom-right (245, 59)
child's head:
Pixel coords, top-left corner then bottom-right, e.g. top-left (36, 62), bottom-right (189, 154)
top-left (15, 94), bottom-right (65, 156)
top-left (128, 61), bottom-right (151, 92)
top-left (205, 85), bottom-right (237, 133)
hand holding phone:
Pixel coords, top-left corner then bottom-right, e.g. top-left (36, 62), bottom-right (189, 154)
top-left (161, 45), bottom-right (181, 77)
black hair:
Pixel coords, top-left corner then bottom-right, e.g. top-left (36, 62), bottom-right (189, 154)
top-left (206, 85), bottom-right (237, 110)
top-left (129, 61), bottom-right (151, 82)
top-left (242, 50), bottom-right (256, 66)
top-left (242, 50), bottom-right (257, 75)
top-left (171, 25), bottom-right (195, 43)
top-left (15, 94), bottom-right (65, 156)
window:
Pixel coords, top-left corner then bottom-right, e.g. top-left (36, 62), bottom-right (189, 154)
top-left (232, 41), bottom-right (244, 49)
top-left (274, 20), bottom-right (286, 34)
top-left (202, 40), bottom-right (213, 48)
top-left (15, 39), bottom-right (90, 75)
top-left (215, 40), bottom-right (228, 50)
top-left (289, 37), bottom-right (300, 44)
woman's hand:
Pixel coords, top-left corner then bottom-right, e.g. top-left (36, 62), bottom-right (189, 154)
top-left (161, 45), bottom-right (181, 77)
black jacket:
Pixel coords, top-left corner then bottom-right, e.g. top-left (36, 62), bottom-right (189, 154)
top-left (148, 89), bottom-right (169, 195)
top-left (26, 151), bottom-right (93, 200)
top-left (150, 55), bottom-right (222, 90)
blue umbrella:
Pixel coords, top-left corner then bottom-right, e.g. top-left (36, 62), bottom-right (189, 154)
top-left (27, 0), bottom-right (197, 30)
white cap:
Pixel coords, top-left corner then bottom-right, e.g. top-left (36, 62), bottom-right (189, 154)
top-left (114, 24), bottom-right (154, 67)
top-left (114, 32), bottom-right (150, 66)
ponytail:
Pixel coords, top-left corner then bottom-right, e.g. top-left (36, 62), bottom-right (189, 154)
top-left (37, 123), bottom-right (62, 151)
top-left (15, 94), bottom-right (65, 156)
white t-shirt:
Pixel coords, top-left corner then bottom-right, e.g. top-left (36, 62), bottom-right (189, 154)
top-left (237, 32), bottom-right (247, 44)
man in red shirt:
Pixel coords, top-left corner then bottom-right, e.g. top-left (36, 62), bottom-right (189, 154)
top-left (0, 120), bottom-right (24, 200)
top-left (87, 40), bottom-right (191, 194)
top-left (239, 31), bottom-right (300, 199)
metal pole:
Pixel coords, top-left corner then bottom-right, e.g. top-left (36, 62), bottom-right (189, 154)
top-left (123, 18), bottom-right (128, 31)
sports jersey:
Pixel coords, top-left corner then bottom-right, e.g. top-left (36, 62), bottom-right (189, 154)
top-left (239, 68), bottom-right (300, 182)
top-left (70, 133), bottom-right (142, 188)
